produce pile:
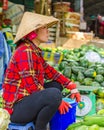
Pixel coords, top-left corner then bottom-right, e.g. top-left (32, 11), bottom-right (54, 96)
top-left (0, 108), bottom-right (10, 130)
top-left (58, 44), bottom-right (104, 88)
top-left (42, 44), bottom-right (104, 88)
top-left (67, 114), bottom-right (104, 130)
top-left (67, 106), bottom-right (104, 130)
top-left (0, 91), bottom-right (10, 130)
top-left (57, 45), bottom-right (104, 111)
top-left (50, 44), bottom-right (104, 130)
top-left (0, 91), bottom-right (3, 108)
top-left (42, 44), bottom-right (104, 97)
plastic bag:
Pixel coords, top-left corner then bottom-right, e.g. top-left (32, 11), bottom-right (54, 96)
top-left (85, 51), bottom-right (101, 63)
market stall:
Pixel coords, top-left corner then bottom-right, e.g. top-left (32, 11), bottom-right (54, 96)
top-left (0, 0), bottom-right (104, 130)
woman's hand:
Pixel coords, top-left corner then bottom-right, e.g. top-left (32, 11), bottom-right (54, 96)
top-left (67, 83), bottom-right (81, 102)
top-left (58, 100), bottom-right (72, 114)
top-left (70, 91), bottom-right (81, 102)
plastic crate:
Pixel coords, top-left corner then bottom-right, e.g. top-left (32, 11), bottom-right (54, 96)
top-left (50, 98), bottom-right (77, 130)
top-left (42, 51), bottom-right (63, 64)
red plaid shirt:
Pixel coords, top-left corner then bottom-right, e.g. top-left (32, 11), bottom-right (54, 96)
top-left (2, 40), bottom-right (71, 114)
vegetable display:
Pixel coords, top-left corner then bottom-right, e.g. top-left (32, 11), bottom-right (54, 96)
top-left (67, 115), bottom-right (104, 130)
top-left (41, 44), bottom-right (104, 130)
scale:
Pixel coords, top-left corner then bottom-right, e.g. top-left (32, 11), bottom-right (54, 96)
top-left (76, 86), bottom-right (100, 118)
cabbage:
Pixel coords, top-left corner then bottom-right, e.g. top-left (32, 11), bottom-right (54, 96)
top-left (0, 108), bottom-right (10, 130)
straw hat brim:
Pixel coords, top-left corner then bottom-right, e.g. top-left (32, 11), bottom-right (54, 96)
top-left (14, 12), bottom-right (59, 44)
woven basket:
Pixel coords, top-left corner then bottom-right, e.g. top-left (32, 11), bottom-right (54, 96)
top-left (53, 2), bottom-right (70, 12)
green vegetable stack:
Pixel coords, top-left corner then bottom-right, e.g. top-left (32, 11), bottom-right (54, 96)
top-left (57, 44), bottom-right (104, 88)
top-left (67, 115), bottom-right (104, 130)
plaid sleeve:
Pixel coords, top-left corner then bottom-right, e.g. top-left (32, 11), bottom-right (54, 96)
top-left (42, 57), bottom-right (71, 87)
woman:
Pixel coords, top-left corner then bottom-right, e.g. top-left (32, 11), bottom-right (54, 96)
top-left (2, 12), bottom-right (80, 130)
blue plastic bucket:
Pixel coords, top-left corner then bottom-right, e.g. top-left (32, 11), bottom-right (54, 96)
top-left (50, 98), bottom-right (77, 130)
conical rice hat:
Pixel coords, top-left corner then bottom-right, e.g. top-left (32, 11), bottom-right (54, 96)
top-left (14, 12), bottom-right (59, 43)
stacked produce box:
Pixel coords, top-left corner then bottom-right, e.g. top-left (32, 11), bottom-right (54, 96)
top-left (64, 12), bottom-right (81, 35)
top-left (53, 2), bottom-right (72, 36)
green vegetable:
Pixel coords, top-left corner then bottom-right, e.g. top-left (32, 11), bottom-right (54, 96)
top-left (0, 108), bottom-right (10, 130)
top-left (84, 78), bottom-right (93, 86)
top-left (84, 115), bottom-right (104, 121)
top-left (58, 61), bottom-right (68, 71)
top-left (97, 89), bottom-right (104, 98)
top-left (67, 122), bottom-right (82, 130)
top-left (83, 115), bottom-right (104, 127)
top-left (99, 127), bottom-right (104, 130)
top-left (71, 74), bottom-right (77, 82)
top-left (84, 68), bottom-right (96, 78)
top-left (91, 81), bottom-right (101, 87)
top-left (76, 125), bottom-right (88, 130)
top-left (63, 66), bottom-right (71, 78)
top-left (66, 55), bottom-right (79, 61)
top-left (82, 121), bottom-right (104, 127)
top-left (95, 75), bottom-right (104, 83)
top-left (101, 81), bottom-right (104, 87)
top-left (77, 72), bottom-right (85, 84)
top-left (73, 48), bottom-right (80, 53)
top-left (97, 109), bottom-right (104, 115)
top-left (88, 124), bottom-right (99, 130)
top-left (72, 66), bottom-right (85, 74)
top-left (68, 60), bottom-right (79, 67)
top-left (79, 59), bottom-right (89, 68)
top-left (89, 63), bottom-right (97, 69)
top-left (96, 67), bottom-right (104, 75)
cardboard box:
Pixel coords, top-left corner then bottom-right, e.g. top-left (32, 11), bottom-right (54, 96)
top-left (62, 39), bottom-right (88, 49)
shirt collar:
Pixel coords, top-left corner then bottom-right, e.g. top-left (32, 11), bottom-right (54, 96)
top-left (24, 39), bottom-right (42, 55)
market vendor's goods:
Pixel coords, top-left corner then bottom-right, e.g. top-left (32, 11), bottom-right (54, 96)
top-left (97, 89), bottom-right (104, 98)
top-left (96, 67), bottom-right (104, 75)
top-left (71, 66), bottom-right (85, 74)
top-left (95, 75), bottom-right (104, 83)
top-left (84, 68), bottom-right (96, 78)
top-left (97, 109), bottom-right (104, 115)
top-left (65, 19), bottom-right (80, 25)
top-left (66, 25), bottom-right (79, 32)
top-left (75, 125), bottom-right (88, 130)
top-left (0, 108), bottom-right (10, 130)
top-left (67, 115), bottom-right (104, 130)
top-left (96, 98), bottom-right (104, 112)
top-left (64, 12), bottom-right (80, 20)
top-left (83, 115), bottom-right (104, 127)
top-left (77, 71), bottom-right (85, 84)
top-left (100, 81), bottom-right (104, 87)
top-left (58, 60), bottom-right (68, 71)
top-left (63, 66), bottom-right (71, 78)
top-left (83, 78), bottom-right (93, 86)
top-left (88, 124), bottom-right (99, 130)
top-left (58, 44), bottom-right (104, 88)
top-left (67, 121), bottom-right (82, 130)
top-left (53, 2), bottom-right (70, 12)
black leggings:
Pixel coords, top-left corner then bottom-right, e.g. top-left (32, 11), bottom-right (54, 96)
top-left (10, 81), bottom-right (63, 130)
